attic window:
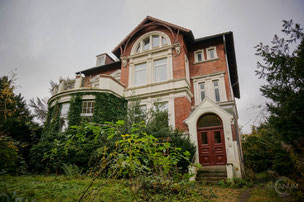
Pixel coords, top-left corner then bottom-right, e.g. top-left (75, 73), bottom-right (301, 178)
top-left (195, 50), bottom-right (204, 63)
top-left (96, 55), bottom-right (105, 66)
top-left (132, 32), bottom-right (170, 54)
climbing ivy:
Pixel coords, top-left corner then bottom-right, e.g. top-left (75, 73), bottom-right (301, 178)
top-left (93, 93), bottom-right (127, 124)
top-left (67, 94), bottom-right (82, 126)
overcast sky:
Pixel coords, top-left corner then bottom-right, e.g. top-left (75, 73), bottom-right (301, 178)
top-left (1, 0), bottom-right (303, 132)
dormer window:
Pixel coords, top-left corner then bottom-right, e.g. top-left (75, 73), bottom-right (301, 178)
top-left (195, 50), bottom-right (204, 63)
top-left (96, 55), bottom-right (105, 66)
top-left (132, 32), bottom-right (170, 54)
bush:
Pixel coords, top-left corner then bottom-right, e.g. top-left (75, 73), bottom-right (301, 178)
top-left (242, 124), bottom-right (294, 175)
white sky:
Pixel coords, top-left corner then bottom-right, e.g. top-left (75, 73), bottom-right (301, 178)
top-left (1, 0), bottom-right (303, 132)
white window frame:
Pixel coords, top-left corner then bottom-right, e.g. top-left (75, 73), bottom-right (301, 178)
top-left (96, 55), bottom-right (105, 66)
top-left (81, 101), bottom-right (95, 117)
top-left (206, 46), bottom-right (218, 60)
top-left (153, 57), bottom-right (167, 83)
top-left (212, 80), bottom-right (221, 102)
top-left (199, 82), bottom-right (206, 102)
top-left (192, 73), bottom-right (227, 105)
top-left (194, 49), bottom-right (204, 63)
top-left (131, 31), bottom-right (171, 55)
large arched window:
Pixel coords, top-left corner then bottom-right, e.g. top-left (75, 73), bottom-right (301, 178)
top-left (131, 31), bottom-right (171, 54)
top-left (197, 113), bottom-right (222, 128)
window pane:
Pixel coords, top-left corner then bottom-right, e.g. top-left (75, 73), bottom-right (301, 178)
top-left (135, 63), bottom-right (146, 86)
top-left (200, 91), bottom-right (205, 101)
top-left (215, 88), bottom-right (220, 102)
top-left (143, 37), bottom-right (150, 50)
top-left (201, 132), bottom-right (208, 144)
top-left (214, 131), bottom-right (221, 144)
top-left (152, 35), bottom-right (160, 48)
top-left (162, 37), bottom-right (168, 45)
top-left (208, 49), bottom-right (215, 59)
top-left (198, 114), bottom-right (222, 128)
top-left (200, 83), bottom-right (205, 90)
top-left (60, 103), bottom-right (70, 118)
top-left (136, 43), bottom-right (141, 52)
top-left (197, 52), bottom-right (202, 61)
top-left (213, 80), bottom-right (219, 87)
top-left (157, 102), bottom-right (168, 112)
top-left (154, 58), bottom-right (167, 82)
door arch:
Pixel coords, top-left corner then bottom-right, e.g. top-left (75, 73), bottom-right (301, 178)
top-left (197, 113), bottom-right (227, 166)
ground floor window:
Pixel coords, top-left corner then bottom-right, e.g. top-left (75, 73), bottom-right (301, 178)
top-left (81, 101), bottom-right (95, 116)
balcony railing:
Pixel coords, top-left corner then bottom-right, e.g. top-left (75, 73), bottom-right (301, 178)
top-left (51, 75), bottom-right (125, 97)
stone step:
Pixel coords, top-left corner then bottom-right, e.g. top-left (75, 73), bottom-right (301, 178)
top-left (197, 171), bottom-right (227, 177)
top-left (196, 176), bottom-right (226, 182)
top-left (198, 165), bottom-right (227, 172)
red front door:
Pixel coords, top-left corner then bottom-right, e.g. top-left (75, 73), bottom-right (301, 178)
top-left (197, 127), bottom-right (227, 166)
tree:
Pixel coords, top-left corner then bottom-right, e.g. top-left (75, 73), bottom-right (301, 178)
top-left (255, 20), bottom-right (304, 149)
top-left (29, 97), bottom-right (48, 123)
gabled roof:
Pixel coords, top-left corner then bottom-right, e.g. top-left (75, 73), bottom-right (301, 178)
top-left (112, 16), bottom-right (194, 57)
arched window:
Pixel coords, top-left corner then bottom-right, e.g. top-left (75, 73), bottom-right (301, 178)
top-left (197, 114), bottom-right (222, 128)
top-left (131, 31), bottom-right (170, 54)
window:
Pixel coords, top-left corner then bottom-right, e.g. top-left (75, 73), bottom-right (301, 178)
top-left (134, 63), bottom-right (146, 86)
top-left (213, 80), bottom-right (220, 102)
top-left (143, 37), bottom-right (150, 51)
top-left (207, 47), bottom-right (217, 60)
top-left (82, 101), bottom-right (95, 116)
top-left (195, 50), bottom-right (204, 62)
top-left (132, 32), bottom-right (170, 54)
top-left (197, 114), bottom-right (222, 128)
top-left (96, 55), bottom-right (105, 66)
top-left (162, 36), bottom-right (168, 46)
top-left (60, 103), bottom-right (70, 132)
top-left (152, 35), bottom-right (160, 48)
top-left (199, 82), bottom-right (206, 101)
top-left (201, 132), bottom-right (208, 144)
top-left (154, 58), bottom-right (167, 82)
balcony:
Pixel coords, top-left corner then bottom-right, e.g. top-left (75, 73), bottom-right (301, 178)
top-left (49, 75), bottom-right (125, 103)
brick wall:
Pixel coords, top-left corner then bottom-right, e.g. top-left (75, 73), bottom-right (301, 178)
top-left (174, 97), bottom-right (191, 131)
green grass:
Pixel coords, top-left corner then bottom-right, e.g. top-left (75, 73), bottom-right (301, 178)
top-left (0, 175), bottom-right (247, 202)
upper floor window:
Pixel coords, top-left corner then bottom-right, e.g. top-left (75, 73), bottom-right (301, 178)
top-left (195, 50), bottom-right (204, 63)
top-left (134, 63), bottom-right (146, 86)
top-left (199, 82), bottom-right (206, 101)
top-left (213, 80), bottom-right (220, 102)
top-left (96, 55), bottom-right (105, 66)
top-left (133, 32), bottom-right (170, 54)
top-left (81, 101), bottom-right (95, 116)
top-left (154, 58), bottom-right (167, 82)
top-left (206, 46), bottom-right (217, 60)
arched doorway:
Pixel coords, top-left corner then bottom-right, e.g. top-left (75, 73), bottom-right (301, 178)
top-left (197, 113), bottom-right (227, 166)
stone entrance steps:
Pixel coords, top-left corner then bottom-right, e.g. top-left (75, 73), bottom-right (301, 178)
top-left (196, 166), bottom-right (227, 184)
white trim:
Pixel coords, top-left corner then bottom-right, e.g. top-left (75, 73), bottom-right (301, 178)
top-left (193, 72), bottom-right (227, 105)
top-left (131, 31), bottom-right (171, 55)
top-left (184, 98), bottom-right (242, 179)
top-left (194, 49), bottom-right (204, 63)
top-left (206, 46), bottom-right (218, 60)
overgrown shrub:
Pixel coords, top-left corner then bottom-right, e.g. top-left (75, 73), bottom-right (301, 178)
top-left (242, 124), bottom-right (294, 175)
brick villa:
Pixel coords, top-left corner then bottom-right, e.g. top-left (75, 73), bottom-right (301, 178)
top-left (49, 16), bottom-right (244, 180)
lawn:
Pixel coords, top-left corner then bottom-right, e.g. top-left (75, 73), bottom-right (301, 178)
top-left (0, 175), bottom-right (244, 201)
top-left (0, 175), bottom-right (285, 201)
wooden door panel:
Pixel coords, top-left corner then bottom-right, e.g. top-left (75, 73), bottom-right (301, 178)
top-left (197, 128), bottom-right (227, 166)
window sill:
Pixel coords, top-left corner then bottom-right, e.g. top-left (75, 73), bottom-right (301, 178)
top-left (81, 113), bottom-right (93, 117)
top-left (193, 57), bottom-right (219, 64)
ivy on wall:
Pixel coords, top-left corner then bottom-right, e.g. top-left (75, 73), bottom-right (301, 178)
top-left (93, 93), bottom-right (127, 124)
top-left (68, 94), bottom-right (82, 126)
top-left (44, 92), bottom-right (127, 132)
